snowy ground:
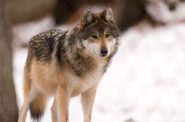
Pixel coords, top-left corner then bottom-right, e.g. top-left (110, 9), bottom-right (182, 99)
top-left (13, 17), bottom-right (185, 122)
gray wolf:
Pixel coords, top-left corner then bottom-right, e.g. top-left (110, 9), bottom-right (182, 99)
top-left (18, 8), bottom-right (119, 122)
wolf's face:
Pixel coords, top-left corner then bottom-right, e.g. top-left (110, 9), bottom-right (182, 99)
top-left (78, 8), bottom-right (119, 58)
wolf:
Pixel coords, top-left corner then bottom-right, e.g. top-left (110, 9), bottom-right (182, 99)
top-left (18, 8), bottom-right (119, 122)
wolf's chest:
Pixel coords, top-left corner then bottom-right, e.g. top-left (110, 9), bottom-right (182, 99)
top-left (68, 66), bottom-right (103, 96)
top-left (68, 58), bottom-right (105, 96)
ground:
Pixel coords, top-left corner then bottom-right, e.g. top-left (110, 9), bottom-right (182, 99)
top-left (13, 17), bottom-right (185, 122)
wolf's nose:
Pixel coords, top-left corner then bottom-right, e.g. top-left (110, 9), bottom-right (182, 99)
top-left (100, 48), bottom-right (108, 57)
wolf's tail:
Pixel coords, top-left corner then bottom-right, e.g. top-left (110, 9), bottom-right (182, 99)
top-left (29, 93), bottom-right (47, 120)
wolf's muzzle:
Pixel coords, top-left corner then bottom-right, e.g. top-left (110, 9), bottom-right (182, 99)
top-left (100, 47), bottom-right (108, 57)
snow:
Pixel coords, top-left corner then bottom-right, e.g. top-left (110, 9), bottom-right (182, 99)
top-left (13, 17), bottom-right (185, 122)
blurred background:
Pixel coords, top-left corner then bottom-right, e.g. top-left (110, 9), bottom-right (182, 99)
top-left (1, 0), bottom-right (185, 122)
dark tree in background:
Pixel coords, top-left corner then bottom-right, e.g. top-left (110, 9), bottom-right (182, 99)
top-left (0, 0), bottom-right (18, 121)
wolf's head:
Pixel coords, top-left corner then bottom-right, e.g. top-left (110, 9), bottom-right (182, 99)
top-left (78, 8), bottom-right (120, 58)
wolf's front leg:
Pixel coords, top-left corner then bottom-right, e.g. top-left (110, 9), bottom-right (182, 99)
top-left (55, 86), bottom-right (70, 122)
top-left (81, 87), bottom-right (97, 122)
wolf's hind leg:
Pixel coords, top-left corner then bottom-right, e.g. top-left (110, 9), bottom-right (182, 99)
top-left (18, 84), bottom-right (38, 122)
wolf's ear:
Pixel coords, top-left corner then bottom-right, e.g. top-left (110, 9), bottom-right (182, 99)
top-left (102, 8), bottom-right (114, 22)
top-left (81, 11), bottom-right (94, 25)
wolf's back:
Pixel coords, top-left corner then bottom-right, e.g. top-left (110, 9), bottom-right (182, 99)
top-left (28, 29), bottom-right (66, 63)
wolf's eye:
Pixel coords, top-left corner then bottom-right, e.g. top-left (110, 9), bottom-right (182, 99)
top-left (105, 33), bottom-right (111, 38)
top-left (91, 34), bottom-right (98, 39)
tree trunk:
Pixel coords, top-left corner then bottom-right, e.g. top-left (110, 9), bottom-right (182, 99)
top-left (0, 0), bottom-right (18, 121)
